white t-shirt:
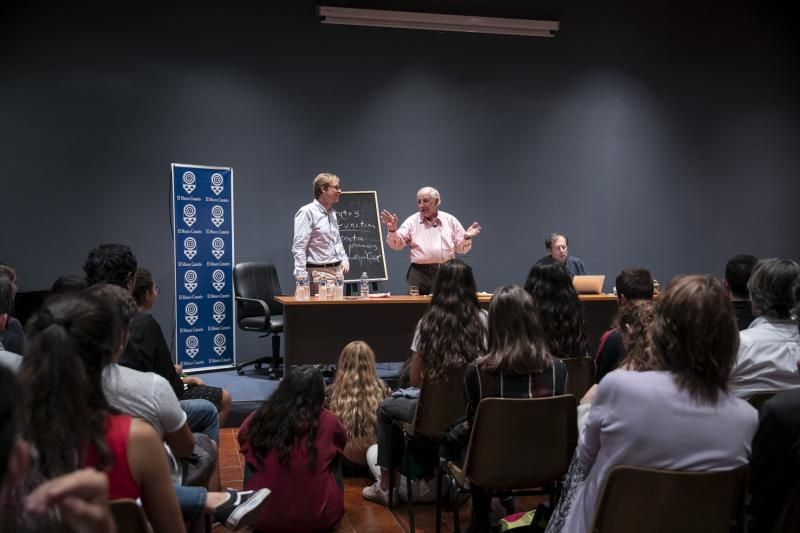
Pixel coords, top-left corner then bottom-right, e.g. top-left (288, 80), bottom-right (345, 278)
top-left (103, 363), bottom-right (187, 438)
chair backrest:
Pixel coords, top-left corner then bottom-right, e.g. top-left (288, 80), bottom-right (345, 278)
top-left (591, 464), bottom-right (749, 533)
top-left (463, 396), bottom-right (578, 490)
top-left (109, 499), bottom-right (150, 533)
top-left (233, 262), bottom-right (284, 319)
top-left (747, 390), bottom-right (779, 411)
top-left (409, 366), bottom-right (468, 438)
top-left (562, 357), bottom-right (596, 399)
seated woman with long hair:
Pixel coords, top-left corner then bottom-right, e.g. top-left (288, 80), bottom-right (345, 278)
top-left (362, 258), bottom-right (487, 505)
top-left (327, 341), bottom-right (391, 471)
top-left (238, 365), bottom-right (347, 532)
top-left (464, 285), bottom-right (568, 531)
top-left (524, 260), bottom-right (589, 359)
top-left (578, 299), bottom-right (657, 430)
top-left (549, 276), bottom-right (758, 533)
top-left (17, 292), bottom-right (184, 532)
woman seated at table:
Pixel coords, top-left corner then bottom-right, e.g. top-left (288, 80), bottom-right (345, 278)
top-left (464, 285), bottom-right (568, 531)
top-left (549, 275), bottom-right (758, 533)
top-left (362, 258), bottom-right (487, 505)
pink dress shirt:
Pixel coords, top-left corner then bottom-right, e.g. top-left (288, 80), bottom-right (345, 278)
top-left (386, 210), bottom-right (472, 265)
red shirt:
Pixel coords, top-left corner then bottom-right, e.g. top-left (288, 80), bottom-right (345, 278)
top-left (238, 409), bottom-right (347, 532)
top-left (85, 414), bottom-right (139, 500)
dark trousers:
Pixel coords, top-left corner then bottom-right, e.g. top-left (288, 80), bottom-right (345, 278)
top-left (375, 396), bottom-right (418, 469)
top-left (406, 264), bottom-right (440, 296)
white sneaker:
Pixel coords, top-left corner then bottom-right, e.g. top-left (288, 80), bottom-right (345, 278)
top-left (398, 475), bottom-right (447, 503)
top-left (362, 481), bottom-right (398, 507)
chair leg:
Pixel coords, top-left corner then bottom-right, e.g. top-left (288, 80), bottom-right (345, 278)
top-left (452, 477), bottom-right (460, 533)
top-left (388, 466), bottom-right (394, 508)
top-left (435, 467), bottom-right (443, 533)
top-left (407, 473), bottom-right (415, 533)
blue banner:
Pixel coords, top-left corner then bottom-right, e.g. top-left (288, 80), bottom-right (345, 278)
top-left (171, 164), bottom-right (235, 371)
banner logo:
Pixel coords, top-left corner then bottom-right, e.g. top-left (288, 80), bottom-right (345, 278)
top-left (183, 237), bottom-right (197, 259)
top-left (211, 269), bottom-right (225, 291)
top-left (183, 204), bottom-right (197, 227)
top-left (211, 237), bottom-right (225, 259)
top-left (185, 302), bottom-right (199, 325)
top-left (211, 205), bottom-right (224, 227)
top-left (182, 171), bottom-right (196, 194)
top-left (213, 334), bottom-right (227, 355)
top-left (212, 301), bottom-right (226, 324)
top-left (210, 173), bottom-right (224, 195)
top-left (184, 270), bottom-right (198, 292)
top-left (185, 335), bottom-right (200, 358)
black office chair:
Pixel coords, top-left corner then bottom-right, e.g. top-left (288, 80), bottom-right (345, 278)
top-left (233, 262), bottom-right (284, 377)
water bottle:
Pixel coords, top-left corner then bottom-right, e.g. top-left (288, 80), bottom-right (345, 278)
top-left (302, 272), bottom-right (310, 300)
top-left (360, 272), bottom-right (369, 298)
top-left (334, 271), bottom-right (344, 300)
top-left (318, 277), bottom-right (328, 300)
top-left (295, 274), bottom-right (305, 300)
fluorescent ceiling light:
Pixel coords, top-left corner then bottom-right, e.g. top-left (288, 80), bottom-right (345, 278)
top-left (319, 6), bottom-right (559, 38)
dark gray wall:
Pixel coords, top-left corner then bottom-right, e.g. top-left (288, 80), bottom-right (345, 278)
top-left (2, 1), bottom-right (798, 357)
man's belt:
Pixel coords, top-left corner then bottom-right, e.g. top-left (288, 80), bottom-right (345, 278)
top-left (306, 261), bottom-right (342, 268)
top-left (411, 263), bottom-right (441, 271)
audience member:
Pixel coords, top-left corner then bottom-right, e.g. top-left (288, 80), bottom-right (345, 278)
top-left (464, 285), bottom-right (567, 531)
top-left (90, 283), bottom-right (267, 530)
top-left (595, 267), bottom-right (654, 382)
top-left (239, 365), bottom-right (346, 532)
top-left (0, 274), bottom-right (22, 371)
top-left (132, 268), bottom-right (232, 426)
top-left (0, 263), bottom-right (25, 355)
top-left (363, 258), bottom-right (487, 506)
top-left (17, 292), bottom-right (185, 532)
top-left (1, 366), bottom-right (118, 533)
top-left (579, 300), bottom-right (657, 431)
top-left (49, 273), bottom-right (87, 297)
top-left (537, 233), bottom-right (586, 278)
top-left (82, 244), bottom-right (220, 443)
top-left (748, 277), bottom-right (800, 533)
top-left (724, 254), bottom-right (759, 330)
top-left (327, 341), bottom-right (390, 470)
top-left (549, 275), bottom-right (758, 533)
top-left (524, 260), bottom-right (589, 359)
top-left (730, 258), bottom-right (800, 398)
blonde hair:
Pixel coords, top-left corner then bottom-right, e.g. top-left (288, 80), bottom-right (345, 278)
top-left (328, 341), bottom-right (390, 445)
top-left (313, 172), bottom-right (339, 199)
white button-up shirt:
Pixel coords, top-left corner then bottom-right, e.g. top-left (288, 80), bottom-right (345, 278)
top-left (386, 210), bottom-right (472, 265)
top-left (292, 199), bottom-right (348, 278)
top-left (730, 316), bottom-right (800, 398)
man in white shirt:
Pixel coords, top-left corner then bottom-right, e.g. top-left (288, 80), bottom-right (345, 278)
top-left (731, 258), bottom-right (800, 398)
top-left (380, 186), bottom-right (481, 294)
top-left (292, 172), bottom-right (350, 294)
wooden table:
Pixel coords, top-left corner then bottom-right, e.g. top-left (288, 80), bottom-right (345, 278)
top-left (274, 294), bottom-right (618, 369)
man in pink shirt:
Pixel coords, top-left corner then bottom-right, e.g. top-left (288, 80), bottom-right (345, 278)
top-left (380, 186), bottom-right (481, 294)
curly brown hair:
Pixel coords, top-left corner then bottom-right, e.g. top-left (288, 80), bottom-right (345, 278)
top-left (615, 299), bottom-right (659, 372)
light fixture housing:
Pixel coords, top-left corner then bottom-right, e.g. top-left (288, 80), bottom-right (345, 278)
top-left (318, 6), bottom-right (559, 38)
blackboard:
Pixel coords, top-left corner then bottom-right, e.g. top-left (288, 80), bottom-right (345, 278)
top-left (335, 191), bottom-right (388, 282)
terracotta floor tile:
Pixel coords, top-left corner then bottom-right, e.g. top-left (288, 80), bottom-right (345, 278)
top-left (222, 480), bottom-right (243, 490)
top-left (219, 452), bottom-right (241, 468)
top-left (346, 505), bottom-right (401, 528)
top-left (219, 465), bottom-right (244, 482)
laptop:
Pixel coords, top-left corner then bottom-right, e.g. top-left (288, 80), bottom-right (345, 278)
top-left (572, 275), bottom-right (605, 294)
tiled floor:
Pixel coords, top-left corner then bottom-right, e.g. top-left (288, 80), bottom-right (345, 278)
top-left (214, 427), bottom-right (546, 533)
